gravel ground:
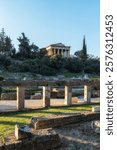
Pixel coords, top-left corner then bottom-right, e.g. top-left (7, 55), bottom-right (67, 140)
top-left (0, 98), bottom-right (100, 112)
top-left (34, 121), bottom-right (100, 150)
top-left (0, 111), bottom-right (100, 150)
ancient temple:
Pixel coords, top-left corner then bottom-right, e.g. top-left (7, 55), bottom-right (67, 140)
top-left (46, 43), bottom-right (70, 58)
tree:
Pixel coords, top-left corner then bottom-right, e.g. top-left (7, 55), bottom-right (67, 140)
top-left (74, 36), bottom-right (88, 72)
top-left (30, 43), bottom-right (39, 58)
top-left (5, 36), bottom-right (13, 55)
top-left (17, 33), bottom-right (40, 59)
top-left (82, 35), bottom-right (87, 59)
top-left (17, 33), bottom-right (31, 58)
top-left (84, 55), bottom-right (100, 74)
top-left (75, 36), bottom-right (87, 61)
top-left (50, 55), bottom-right (64, 70)
top-left (64, 57), bottom-right (83, 73)
top-left (0, 28), bottom-right (6, 54)
top-left (0, 28), bottom-right (15, 56)
top-left (39, 48), bottom-right (47, 58)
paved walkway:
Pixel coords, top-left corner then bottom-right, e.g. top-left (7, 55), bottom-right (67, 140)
top-left (0, 98), bottom-right (100, 112)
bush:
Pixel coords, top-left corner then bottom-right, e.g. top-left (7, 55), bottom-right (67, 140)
top-left (65, 57), bottom-right (83, 73)
top-left (0, 55), bottom-right (11, 69)
top-left (0, 76), bottom-right (4, 81)
top-left (39, 65), bottom-right (57, 75)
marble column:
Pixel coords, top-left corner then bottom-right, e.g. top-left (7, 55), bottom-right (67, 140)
top-left (43, 86), bottom-right (51, 107)
top-left (64, 86), bottom-right (72, 105)
top-left (84, 85), bottom-right (91, 104)
top-left (17, 86), bottom-right (25, 110)
top-left (61, 49), bottom-right (64, 57)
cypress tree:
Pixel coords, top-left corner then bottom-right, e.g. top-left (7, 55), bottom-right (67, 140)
top-left (82, 35), bottom-right (87, 57)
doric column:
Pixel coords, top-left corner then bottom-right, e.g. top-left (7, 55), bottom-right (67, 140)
top-left (57, 49), bottom-right (59, 55)
top-left (61, 49), bottom-right (64, 57)
top-left (43, 86), bottom-right (51, 107)
top-left (67, 50), bottom-right (70, 57)
top-left (17, 86), bottom-right (25, 110)
top-left (64, 86), bottom-right (72, 105)
top-left (65, 50), bottom-right (68, 57)
top-left (53, 49), bottom-right (56, 55)
top-left (63, 49), bottom-right (65, 57)
top-left (84, 85), bottom-right (91, 104)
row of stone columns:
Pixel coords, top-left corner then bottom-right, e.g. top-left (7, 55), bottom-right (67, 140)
top-left (52, 49), bottom-right (70, 57)
top-left (16, 85), bottom-right (91, 111)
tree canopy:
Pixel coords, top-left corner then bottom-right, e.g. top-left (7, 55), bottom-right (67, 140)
top-left (0, 28), bottom-right (100, 76)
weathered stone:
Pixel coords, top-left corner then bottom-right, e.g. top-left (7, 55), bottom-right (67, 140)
top-left (64, 86), bottom-right (72, 105)
top-left (31, 113), bottom-right (100, 130)
top-left (14, 141), bottom-right (24, 150)
top-left (84, 85), bottom-right (91, 103)
top-left (4, 143), bottom-right (15, 150)
top-left (17, 86), bottom-right (25, 110)
top-left (43, 86), bottom-right (51, 107)
top-left (15, 124), bottom-right (32, 140)
top-left (91, 121), bottom-right (100, 134)
top-left (17, 139), bottom-right (34, 150)
top-left (72, 97), bottom-right (79, 104)
top-left (33, 134), bottom-right (61, 150)
top-left (0, 80), bottom-right (100, 88)
top-left (92, 106), bottom-right (100, 112)
top-left (91, 90), bottom-right (100, 98)
top-left (1, 93), bottom-right (16, 100)
top-left (30, 92), bottom-right (42, 99)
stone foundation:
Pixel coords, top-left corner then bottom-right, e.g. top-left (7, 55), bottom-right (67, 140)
top-left (0, 134), bottom-right (60, 150)
top-left (31, 112), bottom-right (100, 130)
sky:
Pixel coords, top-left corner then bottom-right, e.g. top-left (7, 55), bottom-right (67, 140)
top-left (0, 0), bottom-right (100, 56)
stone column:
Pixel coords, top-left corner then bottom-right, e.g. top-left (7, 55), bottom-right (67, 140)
top-left (64, 86), bottom-right (72, 105)
top-left (17, 86), bottom-right (25, 110)
top-left (65, 50), bottom-right (68, 57)
top-left (66, 50), bottom-right (69, 57)
top-left (63, 49), bottom-right (65, 57)
top-left (57, 49), bottom-right (59, 55)
top-left (84, 85), bottom-right (91, 104)
top-left (61, 49), bottom-right (64, 57)
top-left (43, 86), bottom-right (51, 107)
top-left (67, 50), bottom-right (70, 57)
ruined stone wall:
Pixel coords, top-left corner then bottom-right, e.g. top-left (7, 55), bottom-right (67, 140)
top-left (0, 134), bottom-right (60, 150)
top-left (31, 113), bottom-right (100, 129)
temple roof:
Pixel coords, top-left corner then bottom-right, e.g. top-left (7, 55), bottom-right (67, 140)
top-left (47, 43), bottom-right (70, 48)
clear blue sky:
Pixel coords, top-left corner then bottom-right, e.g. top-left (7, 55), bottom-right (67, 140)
top-left (0, 0), bottom-right (100, 56)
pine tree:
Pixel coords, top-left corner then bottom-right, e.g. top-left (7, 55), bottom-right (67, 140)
top-left (0, 28), bottom-right (6, 54)
top-left (17, 33), bottom-right (31, 58)
top-left (0, 28), bottom-right (15, 56)
top-left (82, 35), bottom-right (87, 57)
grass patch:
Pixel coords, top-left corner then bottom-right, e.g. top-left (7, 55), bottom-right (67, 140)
top-left (0, 103), bottom-right (99, 139)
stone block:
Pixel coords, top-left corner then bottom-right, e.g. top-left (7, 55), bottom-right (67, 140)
top-left (4, 143), bottom-right (15, 150)
top-left (92, 106), bottom-right (100, 112)
top-left (31, 113), bottom-right (100, 130)
top-left (15, 124), bottom-right (32, 140)
top-left (1, 92), bottom-right (16, 100)
top-left (72, 97), bottom-right (79, 104)
top-left (32, 134), bottom-right (61, 150)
